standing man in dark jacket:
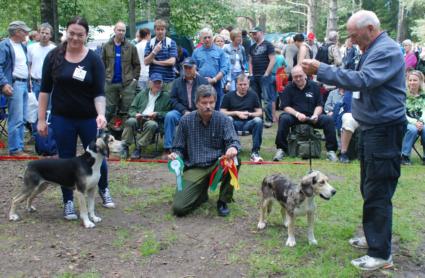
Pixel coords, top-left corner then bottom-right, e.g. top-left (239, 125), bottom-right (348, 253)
top-left (163, 58), bottom-right (208, 156)
top-left (302, 10), bottom-right (406, 271)
top-left (0, 21), bottom-right (31, 156)
top-left (102, 21), bottom-right (140, 123)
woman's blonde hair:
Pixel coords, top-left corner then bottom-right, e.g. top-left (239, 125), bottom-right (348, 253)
top-left (408, 70), bottom-right (425, 91)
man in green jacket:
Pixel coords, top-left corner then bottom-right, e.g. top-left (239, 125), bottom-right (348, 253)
top-left (121, 73), bottom-right (171, 159)
top-left (102, 21), bottom-right (141, 123)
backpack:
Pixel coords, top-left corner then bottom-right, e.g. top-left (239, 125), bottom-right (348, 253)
top-left (288, 124), bottom-right (322, 159)
top-left (35, 126), bottom-right (57, 156)
top-left (315, 43), bottom-right (333, 65)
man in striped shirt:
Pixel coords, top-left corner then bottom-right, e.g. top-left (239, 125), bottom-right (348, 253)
top-left (144, 19), bottom-right (178, 92)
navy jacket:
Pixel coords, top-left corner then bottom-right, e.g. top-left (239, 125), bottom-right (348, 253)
top-left (0, 38), bottom-right (28, 90)
top-left (169, 74), bottom-right (208, 114)
top-left (317, 32), bottom-right (406, 128)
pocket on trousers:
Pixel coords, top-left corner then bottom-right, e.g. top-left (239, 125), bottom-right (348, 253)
top-left (367, 152), bottom-right (400, 180)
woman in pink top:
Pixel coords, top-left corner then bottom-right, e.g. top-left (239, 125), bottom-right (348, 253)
top-left (403, 39), bottom-right (417, 71)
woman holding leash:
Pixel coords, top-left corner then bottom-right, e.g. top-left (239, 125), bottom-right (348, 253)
top-left (37, 16), bottom-right (115, 220)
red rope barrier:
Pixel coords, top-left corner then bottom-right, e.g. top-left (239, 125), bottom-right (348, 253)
top-left (0, 155), bottom-right (308, 165)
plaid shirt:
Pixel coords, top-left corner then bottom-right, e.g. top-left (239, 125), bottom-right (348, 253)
top-left (172, 111), bottom-right (240, 167)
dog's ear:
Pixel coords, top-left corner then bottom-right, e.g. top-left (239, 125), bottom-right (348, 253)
top-left (301, 176), bottom-right (314, 197)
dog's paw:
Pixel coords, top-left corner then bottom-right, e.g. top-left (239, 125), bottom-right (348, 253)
top-left (285, 237), bottom-right (296, 247)
top-left (83, 220), bottom-right (96, 228)
top-left (9, 214), bottom-right (20, 221)
top-left (26, 205), bottom-right (37, 212)
top-left (283, 219), bottom-right (289, 228)
top-left (91, 215), bottom-right (102, 223)
top-left (257, 221), bottom-right (266, 230)
top-left (308, 238), bottom-right (318, 245)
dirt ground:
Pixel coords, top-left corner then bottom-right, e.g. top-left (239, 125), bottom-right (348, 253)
top-left (0, 153), bottom-right (424, 277)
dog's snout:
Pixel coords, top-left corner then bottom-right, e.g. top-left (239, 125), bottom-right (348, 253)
top-left (331, 189), bottom-right (336, 196)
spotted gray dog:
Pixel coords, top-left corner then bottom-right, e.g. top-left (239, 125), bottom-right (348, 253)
top-left (257, 171), bottom-right (336, 247)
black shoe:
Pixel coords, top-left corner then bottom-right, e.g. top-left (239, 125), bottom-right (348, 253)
top-left (120, 145), bottom-right (129, 160)
top-left (217, 200), bottom-right (230, 217)
top-left (130, 148), bottom-right (142, 159)
top-left (401, 155), bottom-right (411, 165)
top-left (339, 152), bottom-right (350, 163)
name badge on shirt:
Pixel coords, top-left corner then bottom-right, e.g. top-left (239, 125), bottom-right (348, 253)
top-left (72, 66), bottom-right (87, 82)
top-left (353, 91), bottom-right (361, 99)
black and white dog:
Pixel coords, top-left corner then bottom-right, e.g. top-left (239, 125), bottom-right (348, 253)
top-left (257, 171), bottom-right (336, 247)
top-left (9, 133), bottom-right (111, 228)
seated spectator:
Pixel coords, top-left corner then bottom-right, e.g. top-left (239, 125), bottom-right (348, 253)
top-left (324, 88), bottom-right (344, 116)
top-left (332, 90), bottom-right (359, 163)
top-left (120, 73), bottom-right (171, 159)
top-left (169, 85), bottom-right (241, 217)
top-left (273, 65), bottom-right (338, 161)
top-left (163, 58), bottom-right (208, 157)
top-left (220, 74), bottom-right (264, 162)
top-left (401, 70), bottom-right (425, 165)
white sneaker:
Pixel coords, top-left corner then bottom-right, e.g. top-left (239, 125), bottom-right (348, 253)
top-left (273, 148), bottom-right (285, 161)
top-left (349, 236), bottom-right (368, 249)
top-left (63, 200), bottom-right (78, 220)
top-left (351, 255), bottom-right (393, 271)
top-left (327, 151), bottom-right (337, 161)
top-left (99, 188), bottom-right (116, 208)
top-left (250, 152), bottom-right (263, 162)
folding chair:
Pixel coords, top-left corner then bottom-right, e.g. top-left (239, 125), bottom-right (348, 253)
top-left (412, 134), bottom-right (424, 161)
top-left (0, 94), bottom-right (8, 137)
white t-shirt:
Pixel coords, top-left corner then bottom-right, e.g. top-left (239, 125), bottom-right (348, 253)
top-left (142, 91), bottom-right (159, 115)
top-left (10, 39), bottom-right (28, 79)
top-left (136, 39), bottom-right (149, 81)
top-left (27, 42), bottom-right (56, 79)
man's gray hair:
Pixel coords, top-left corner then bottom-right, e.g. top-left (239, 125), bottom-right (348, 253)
top-left (200, 27), bottom-right (213, 38)
top-left (327, 31), bottom-right (338, 43)
top-left (39, 22), bottom-right (53, 33)
top-left (352, 10), bottom-right (381, 29)
top-left (195, 85), bottom-right (217, 103)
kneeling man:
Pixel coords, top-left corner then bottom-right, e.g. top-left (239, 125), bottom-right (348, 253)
top-left (168, 85), bottom-right (241, 217)
top-left (273, 65), bottom-right (338, 161)
top-left (220, 74), bottom-right (264, 162)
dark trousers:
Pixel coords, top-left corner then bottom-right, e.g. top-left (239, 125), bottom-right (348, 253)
top-left (359, 123), bottom-right (404, 259)
top-left (275, 112), bottom-right (337, 152)
top-left (51, 115), bottom-right (108, 203)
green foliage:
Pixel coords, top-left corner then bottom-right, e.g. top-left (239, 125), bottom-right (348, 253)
top-left (139, 231), bottom-right (160, 256)
top-left (170, 0), bottom-right (237, 36)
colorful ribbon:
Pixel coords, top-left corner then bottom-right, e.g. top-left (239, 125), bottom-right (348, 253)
top-left (168, 157), bottom-right (185, 191)
top-left (208, 156), bottom-right (240, 191)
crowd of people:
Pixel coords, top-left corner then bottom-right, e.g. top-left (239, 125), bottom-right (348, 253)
top-left (0, 9), bottom-right (424, 271)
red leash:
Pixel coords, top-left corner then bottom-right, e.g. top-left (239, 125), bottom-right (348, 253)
top-left (0, 155), bottom-right (307, 165)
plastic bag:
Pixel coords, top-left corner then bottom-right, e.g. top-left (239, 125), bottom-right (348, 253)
top-left (26, 91), bottom-right (38, 123)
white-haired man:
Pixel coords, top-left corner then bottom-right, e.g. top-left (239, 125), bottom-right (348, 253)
top-left (302, 10), bottom-right (406, 271)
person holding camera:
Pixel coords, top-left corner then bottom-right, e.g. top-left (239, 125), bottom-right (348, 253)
top-left (120, 73), bottom-right (171, 159)
top-left (273, 65), bottom-right (338, 161)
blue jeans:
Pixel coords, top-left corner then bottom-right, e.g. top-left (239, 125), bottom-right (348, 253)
top-left (250, 75), bottom-right (275, 123)
top-left (228, 71), bottom-right (242, 92)
top-left (401, 123), bottom-right (425, 157)
top-left (164, 109), bottom-right (183, 149)
top-left (232, 117), bottom-right (263, 152)
top-left (7, 80), bottom-right (28, 154)
top-left (213, 82), bottom-right (224, 111)
top-left (50, 115), bottom-right (108, 203)
top-left (359, 123), bottom-right (404, 259)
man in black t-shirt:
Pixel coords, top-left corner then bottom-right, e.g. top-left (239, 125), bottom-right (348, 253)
top-left (248, 26), bottom-right (275, 128)
top-left (221, 74), bottom-right (264, 162)
top-left (273, 66), bottom-right (338, 161)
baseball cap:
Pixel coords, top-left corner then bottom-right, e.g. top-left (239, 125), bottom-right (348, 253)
top-left (307, 32), bottom-right (315, 40)
top-left (182, 57), bottom-right (196, 67)
top-left (249, 26), bottom-right (263, 33)
top-left (8, 21), bottom-right (31, 33)
top-left (149, 73), bottom-right (163, 82)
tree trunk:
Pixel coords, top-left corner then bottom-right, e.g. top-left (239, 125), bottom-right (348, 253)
top-left (396, 0), bottom-right (406, 42)
top-left (326, 0), bottom-right (338, 38)
top-left (155, 0), bottom-right (170, 25)
top-left (307, 0), bottom-right (318, 34)
top-left (129, 0), bottom-right (136, 39)
top-left (40, 0), bottom-right (59, 43)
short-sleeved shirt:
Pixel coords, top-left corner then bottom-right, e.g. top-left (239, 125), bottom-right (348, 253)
top-left (280, 80), bottom-right (322, 117)
top-left (27, 42), bottom-right (56, 80)
top-left (41, 49), bottom-right (105, 119)
top-left (220, 90), bottom-right (260, 120)
top-left (144, 37), bottom-right (178, 82)
top-left (249, 39), bottom-right (274, 76)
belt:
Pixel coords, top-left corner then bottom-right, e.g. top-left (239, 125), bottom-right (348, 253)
top-left (31, 78), bottom-right (41, 82)
top-left (13, 77), bottom-right (27, 82)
